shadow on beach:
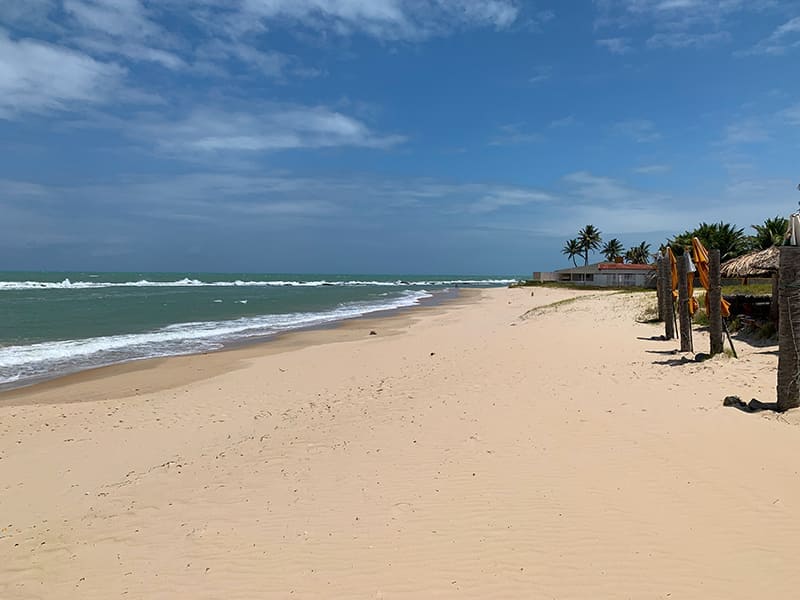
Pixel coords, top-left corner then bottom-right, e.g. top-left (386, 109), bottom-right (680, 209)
top-left (723, 396), bottom-right (780, 414)
top-left (651, 357), bottom-right (697, 367)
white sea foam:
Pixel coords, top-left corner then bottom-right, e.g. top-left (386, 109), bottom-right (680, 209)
top-left (0, 290), bottom-right (433, 386)
top-left (0, 277), bottom-right (516, 291)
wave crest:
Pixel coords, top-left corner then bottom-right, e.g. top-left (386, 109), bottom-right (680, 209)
top-left (0, 278), bottom-right (515, 291)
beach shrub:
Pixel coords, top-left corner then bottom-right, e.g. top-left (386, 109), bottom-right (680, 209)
top-left (757, 321), bottom-right (777, 340)
top-left (693, 309), bottom-right (709, 327)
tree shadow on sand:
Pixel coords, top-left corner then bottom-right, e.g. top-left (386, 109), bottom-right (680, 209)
top-left (651, 356), bottom-right (697, 367)
top-left (723, 396), bottom-right (780, 413)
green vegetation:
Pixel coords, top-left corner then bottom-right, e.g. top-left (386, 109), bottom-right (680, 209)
top-left (561, 238), bottom-right (582, 267)
top-left (577, 224), bottom-right (603, 266)
top-left (668, 222), bottom-right (747, 259)
top-left (721, 282), bottom-right (773, 296)
top-left (601, 238), bottom-right (624, 262)
top-left (692, 308), bottom-right (710, 327)
top-left (557, 216), bottom-right (788, 271)
top-left (750, 216), bottom-right (788, 250)
top-left (723, 314), bottom-right (776, 341)
top-left (666, 217), bottom-right (788, 259)
top-left (520, 295), bottom-right (596, 319)
top-left (561, 226), bottom-right (654, 267)
top-left (624, 241), bottom-right (652, 264)
top-left (757, 321), bottom-right (777, 339)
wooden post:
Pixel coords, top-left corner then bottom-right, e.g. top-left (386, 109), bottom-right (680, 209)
top-left (708, 249), bottom-right (724, 356)
top-left (777, 246), bottom-right (800, 411)
top-left (656, 257), bottom-right (665, 321)
top-left (663, 254), bottom-right (675, 340)
top-left (677, 253), bottom-right (693, 352)
top-left (771, 272), bottom-right (779, 325)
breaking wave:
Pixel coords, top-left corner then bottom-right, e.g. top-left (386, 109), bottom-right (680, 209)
top-left (0, 290), bottom-right (432, 387)
top-left (0, 277), bottom-right (516, 291)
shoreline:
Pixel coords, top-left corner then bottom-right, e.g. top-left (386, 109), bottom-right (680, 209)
top-left (0, 287), bottom-right (479, 406)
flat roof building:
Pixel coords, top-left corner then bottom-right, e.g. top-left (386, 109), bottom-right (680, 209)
top-left (533, 262), bottom-right (655, 288)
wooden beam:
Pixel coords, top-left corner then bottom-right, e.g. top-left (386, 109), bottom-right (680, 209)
top-left (777, 246), bottom-right (800, 411)
top-left (708, 249), bottom-right (724, 356)
top-left (662, 253), bottom-right (675, 340)
top-left (655, 256), bottom-right (664, 322)
top-left (677, 253), bottom-right (693, 353)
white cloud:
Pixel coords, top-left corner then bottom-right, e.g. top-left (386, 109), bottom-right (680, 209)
top-left (229, 0), bottom-right (523, 39)
top-left (779, 103), bottom-right (800, 126)
top-left (647, 30), bottom-right (730, 48)
top-left (469, 188), bottom-right (553, 213)
top-left (614, 119), bottom-right (661, 142)
top-left (0, 29), bottom-right (125, 119)
top-left (191, 40), bottom-right (309, 79)
top-left (64, 0), bottom-right (160, 39)
top-left (562, 171), bottom-right (643, 203)
top-left (595, 0), bottom-right (774, 53)
top-left (132, 106), bottom-right (406, 154)
top-left (0, 1), bottom-right (61, 31)
top-left (76, 37), bottom-right (186, 70)
top-left (0, 178), bottom-right (51, 197)
top-left (595, 0), bottom-right (772, 28)
top-left (528, 65), bottom-right (552, 84)
top-left (721, 120), bottom-right (771, 144)
top-left (747, 16), bottom-right (800, 55)
top-left (549, 115), bottom-right (580, 128)
top-left (633, 164), bottom-right (671, 174)
top-left (489, 123), bottom-right (543, 146)
top-left (62, 0), bottom-right (188, 68)
top-left (596, 37), bottom-right (633, 54)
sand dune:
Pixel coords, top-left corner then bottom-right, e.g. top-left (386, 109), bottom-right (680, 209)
top-left (2, 287), bottom-right (799, 599)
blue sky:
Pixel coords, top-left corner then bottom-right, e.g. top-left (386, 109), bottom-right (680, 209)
top-left (1, 0), bottom-right (799, 274)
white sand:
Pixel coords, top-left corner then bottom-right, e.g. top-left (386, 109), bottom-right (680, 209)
top-left (2, 287), bottom-right (798, 599)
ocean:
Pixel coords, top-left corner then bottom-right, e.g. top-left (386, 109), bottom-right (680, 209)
top-left (0, 272), bottom-right (516, 389)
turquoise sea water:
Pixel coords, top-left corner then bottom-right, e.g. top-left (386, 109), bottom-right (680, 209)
top-left (0, 272), bottom-right (516, 388)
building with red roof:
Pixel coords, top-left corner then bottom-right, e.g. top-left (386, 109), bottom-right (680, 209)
top-left (533, 261), bottom-right (656, 288)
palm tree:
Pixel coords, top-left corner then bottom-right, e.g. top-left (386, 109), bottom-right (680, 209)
top-left (668, 222), bottom-right (746, 260)
top-left (750, 216), bottom-right (788, 250)
top-left (562, 238), bottom-right (582, 267)
top-left (577, 224), bottom-right (602, 266)
top-left (625, 241), bottom-right (651, 264)
top-left (601, 238), bottom-right (624, 262)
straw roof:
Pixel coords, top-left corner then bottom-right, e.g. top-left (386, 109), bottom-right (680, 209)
top-left (720, 245), bottom-right (780, 278)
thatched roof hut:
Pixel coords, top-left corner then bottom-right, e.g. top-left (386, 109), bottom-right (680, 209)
top-left (720, 245), bottom-right (780, 278)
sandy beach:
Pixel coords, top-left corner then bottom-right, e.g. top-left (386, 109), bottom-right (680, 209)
top-left (2, 286), bottom-right (799, 599)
